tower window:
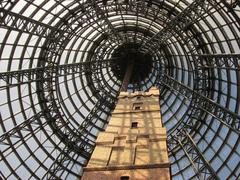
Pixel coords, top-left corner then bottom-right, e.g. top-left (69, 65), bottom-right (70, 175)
top-left (131, 122), bottom-right (138, 128)
top-left (120, 176), bottom-right (129, 180)
top-left (135, 106), bottom-right (141, 110)
top-left (132, 102), bottom-right (143, 110)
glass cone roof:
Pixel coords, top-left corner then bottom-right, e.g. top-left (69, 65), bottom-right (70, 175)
top-left (0, 0), bottom-right (240, 179)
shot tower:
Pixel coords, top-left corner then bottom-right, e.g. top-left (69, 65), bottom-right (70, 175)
top-left (82, 87), bottom-right (170, 180)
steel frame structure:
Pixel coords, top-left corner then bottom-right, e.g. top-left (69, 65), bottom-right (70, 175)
top-left (0, 0), bottom-right (240, 179)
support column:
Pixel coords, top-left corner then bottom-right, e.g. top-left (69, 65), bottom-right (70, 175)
top-left (121, 61), bottom-right (134, 92)
top-left (82, 87), bottom-right (170, 180)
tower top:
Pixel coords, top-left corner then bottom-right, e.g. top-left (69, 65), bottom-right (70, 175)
top-left (119, 87), bottom-right (160, 98)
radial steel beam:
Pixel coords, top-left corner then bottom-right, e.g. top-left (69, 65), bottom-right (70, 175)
top-left (169, 130), bottom-right (219, 180)
top-left (169, 54), bottom-right (240, 92)
top-left (44, 95), bottom-right (116, 179)
top-left (0, 0), bottom-right (19, 9)
top-left (0, 4), bottom-right (91, 69)
top-left (168, 54), bottom-right (240, 70)
top-left (77, 95), bottom-right (115, 136)
top-left (161, 74), bottom-right (240, 133)
top-left (37, 82), bottom-right (115, 156)
top-left (0, 58), bottom-right (116, 177)
top-left (0, 60), bottom-right (112, 88)
top-left (140, 0), bottom-right (219, 51)
top-left (0, 8), bottom-right (65, 37)
top-left (0, 112), bottom-right (43, 144)
top-left (88, 0), bottom-right (123, 44)
top-left (221, 0), bottom-right (240, 26)
top-left (34, 55), bottom-right (118, 179)
top-left (43, 145), bottom-right (81, 179)
top-left (0, 5), bottom-right (91, 38)
top-left (0, 89), bottom-right (115, 180)
top-left (196, 54), bottom-right (240, 70)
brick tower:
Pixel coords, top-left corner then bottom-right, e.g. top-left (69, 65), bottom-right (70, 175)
top-left (82, 87), bottom-right (170, 180)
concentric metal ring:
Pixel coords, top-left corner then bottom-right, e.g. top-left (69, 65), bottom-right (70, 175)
top-left (0, 1), bottom-right (240, 179)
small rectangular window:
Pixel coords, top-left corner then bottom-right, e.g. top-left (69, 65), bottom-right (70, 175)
top-left (131, 122), bottom-right (138, 128)
top-left (120, 176), bottom-right (129, 180)
top-left (132, 103), bottom-right (143, 110)
top-left (135, 106), bottom-right (141, 110)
